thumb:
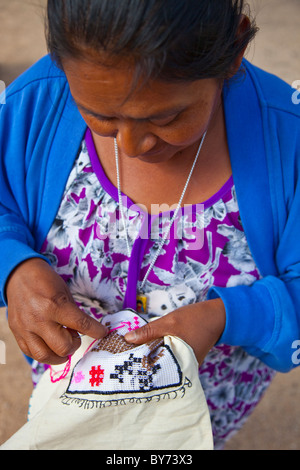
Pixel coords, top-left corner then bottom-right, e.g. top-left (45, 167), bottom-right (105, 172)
top-left (124, 316), bottom-right (170, 345)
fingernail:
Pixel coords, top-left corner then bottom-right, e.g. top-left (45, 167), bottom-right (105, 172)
top-left (125, 331), bottom-right (137, 342)
top-left (103, 326), bottom-right (110, 336)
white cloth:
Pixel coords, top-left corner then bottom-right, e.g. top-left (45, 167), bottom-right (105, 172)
top-left (1, 309), bottom-right (213, 450)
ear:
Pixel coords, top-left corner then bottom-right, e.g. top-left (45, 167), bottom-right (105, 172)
top-left (228, 15), bottom-right (252, 78)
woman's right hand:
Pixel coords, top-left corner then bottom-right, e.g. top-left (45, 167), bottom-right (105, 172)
top-left (6, 258), bottom-right (108, 365)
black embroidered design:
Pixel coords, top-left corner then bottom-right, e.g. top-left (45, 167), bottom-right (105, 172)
top-left (110, 353), bottom-right (162, 391)
top-left (60, 377), bottom-right (192, 409)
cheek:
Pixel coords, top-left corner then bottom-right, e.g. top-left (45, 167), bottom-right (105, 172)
top-left (156, 100), bottom-right (215, 147)
top-left (156, 119), bottom-right (207, 147)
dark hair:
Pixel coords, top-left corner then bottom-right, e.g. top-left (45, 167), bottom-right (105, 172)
top-left (46, 0), bottom-right (258, 82)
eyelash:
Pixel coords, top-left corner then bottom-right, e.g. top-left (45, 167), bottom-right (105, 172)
top-left (87, 113), bottom-right (180, 127)
top-left (93, 115), bottom-right (114, 123)
top-left (151, 115), bottom-right (178, 127)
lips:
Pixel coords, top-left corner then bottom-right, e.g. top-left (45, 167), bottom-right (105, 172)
top-left (139, 145), bottom-right (168, 159)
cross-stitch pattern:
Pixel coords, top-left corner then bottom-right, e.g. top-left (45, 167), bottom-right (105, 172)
top-left (89, 366), bottom-right (105, 387)
top-left (91, 330), bottom-right (136, 354)
top-left (65, 310), bottom-right (183, 402)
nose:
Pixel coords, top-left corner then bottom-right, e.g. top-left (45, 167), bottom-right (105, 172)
top-left (116, 120), bottom-right (158, 157)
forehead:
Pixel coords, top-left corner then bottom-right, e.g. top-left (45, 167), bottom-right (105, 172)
top-left (63, 57), bottom-right (219, 118)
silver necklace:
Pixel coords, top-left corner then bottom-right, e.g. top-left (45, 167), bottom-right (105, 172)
top-left (114, 132), bottom-right (207, 312)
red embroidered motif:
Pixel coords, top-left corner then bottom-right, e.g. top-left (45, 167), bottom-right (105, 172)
top-left (89, 365), bottom-right (105, 387)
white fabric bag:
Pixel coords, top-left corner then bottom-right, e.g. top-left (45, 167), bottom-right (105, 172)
top-left (1, 309), bottom-right (213, 450)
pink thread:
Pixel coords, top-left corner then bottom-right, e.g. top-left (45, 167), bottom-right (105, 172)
top-left (83, 338), bottom-right (98, 356)
top-left (49, 338), bottom-right (100, 384)
top-left (110, 317), bottom-right (140, 332)
top-left (50, 355), bottom-right (72, 383)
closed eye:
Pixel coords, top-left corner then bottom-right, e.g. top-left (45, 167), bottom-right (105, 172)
top-left (74, 100), bottom-right (115, 122)
top-left (86, 112), bottom-right (115, 122)
top-left (150, 113), bottom-right (181, 127)
top-left (74, 98), bottom-right (184, 127)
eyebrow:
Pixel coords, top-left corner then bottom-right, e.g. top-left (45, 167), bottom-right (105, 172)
top-left (74, 100), bottom-right (185, 121)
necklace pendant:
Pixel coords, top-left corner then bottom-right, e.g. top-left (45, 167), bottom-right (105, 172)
top-left (136, 293), bottom-right (147, 314)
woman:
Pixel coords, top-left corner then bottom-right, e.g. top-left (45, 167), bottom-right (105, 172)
top-left (1, 0), bottom-right (300, 448)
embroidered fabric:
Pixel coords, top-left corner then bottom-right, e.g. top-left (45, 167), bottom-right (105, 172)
top-left (1, 310), bottom-right (213, 450)
top-left (65, 310), bottom-right (185, 400)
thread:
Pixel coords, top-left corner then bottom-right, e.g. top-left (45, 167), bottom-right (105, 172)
top-left (50, 356), bottom-right (72, 383)
top-left (49, 338), bottom-right (99, 383)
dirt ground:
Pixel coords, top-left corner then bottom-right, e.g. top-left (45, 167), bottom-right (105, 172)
top-left (0, 0), bottom-right (300, 450)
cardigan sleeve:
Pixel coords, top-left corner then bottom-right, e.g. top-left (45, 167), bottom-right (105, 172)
top-left (0, 83), bottom-right (51, 306)
top-left (0, 57), bottom-right (86, 308)
top-left (207, 275), bottom-right (300, 373)
top-left (208, 101), bottom-right (300, 373)
top-left (0, 57), bottom-right (75, 307)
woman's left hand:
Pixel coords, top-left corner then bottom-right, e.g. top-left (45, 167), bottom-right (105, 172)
top-left (125, 298), bottom-right (226, 365)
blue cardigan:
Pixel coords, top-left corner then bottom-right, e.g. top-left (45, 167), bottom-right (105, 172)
top-left (1, 55), bottom-right (300, 372)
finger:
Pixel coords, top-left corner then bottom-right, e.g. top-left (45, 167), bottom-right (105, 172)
top-left (66, 327), bottom-right (82, 339)
top-left (15, 331), bottom-right (71, 365)
top-left (53, 302), bottom-right (109, 339)
top-left (40, 323), bottom-right (82, 361)
top-left (125, 316), bottom-right (174, 345)
top-left (13, 333), bottom-right (33, 359)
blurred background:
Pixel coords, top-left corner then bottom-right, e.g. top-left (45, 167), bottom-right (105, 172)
top-left (0, 0), bottom-right (300, 450)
